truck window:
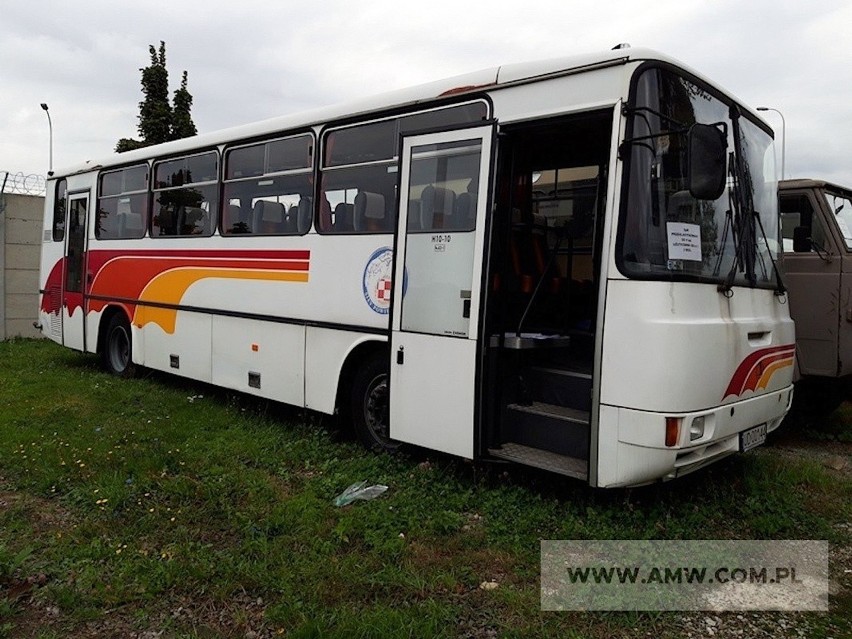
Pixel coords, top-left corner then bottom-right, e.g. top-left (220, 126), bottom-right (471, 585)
top-left (824, 191), bottom-right (852, 249)
top-left (780, 193), bottom-right (825, 252)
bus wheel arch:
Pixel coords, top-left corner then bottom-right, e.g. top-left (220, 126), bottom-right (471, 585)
top-left (336, 341), bottom-right (401, 453)
top-left (98, 306), bottom-right (137, 378)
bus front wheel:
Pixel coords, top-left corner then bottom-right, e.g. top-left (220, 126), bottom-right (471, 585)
top-left (350, 353), bottom-right (401, 453)
top-left (102, 313), bottom-right (137, 378)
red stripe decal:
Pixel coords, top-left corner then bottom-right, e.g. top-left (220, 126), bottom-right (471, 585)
top-left (723, 344), bottom-right (795, 399)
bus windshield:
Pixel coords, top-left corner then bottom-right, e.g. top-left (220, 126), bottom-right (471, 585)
top-left (619, 66), bottom-right (780, 288)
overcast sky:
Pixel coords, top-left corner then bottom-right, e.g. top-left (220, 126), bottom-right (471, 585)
top-left (1, 0), bottom-right (850, 185)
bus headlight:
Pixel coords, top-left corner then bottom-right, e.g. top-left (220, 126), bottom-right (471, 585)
top-left (690, 416), bottom-right (705, 441)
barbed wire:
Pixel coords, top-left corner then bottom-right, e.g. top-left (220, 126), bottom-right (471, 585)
top-left (0, 171), bottom-right (47, 196)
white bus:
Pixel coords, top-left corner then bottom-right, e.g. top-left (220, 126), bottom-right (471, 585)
top-left (37, 47), bottom-right (794, 487)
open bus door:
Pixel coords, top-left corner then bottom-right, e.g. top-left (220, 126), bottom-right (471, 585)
top-left (389, 126), bottom-right (494, 457)
top-left (62, 191), bottom-right (90, 351)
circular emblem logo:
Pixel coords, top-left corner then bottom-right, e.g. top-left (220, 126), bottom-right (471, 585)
top-left (362, 247), bottom-right (394, 314)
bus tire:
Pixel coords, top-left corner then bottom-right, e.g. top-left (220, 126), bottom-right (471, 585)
top-left (350, 352), bottom-right (401, 453)
top-left (102, 313), bottom-right (137, 378)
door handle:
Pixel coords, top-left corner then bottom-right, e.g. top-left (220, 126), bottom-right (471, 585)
top-left (397, 346), bottom-right (404, 365)
top-left (460, 289), bottom-right (471, 319)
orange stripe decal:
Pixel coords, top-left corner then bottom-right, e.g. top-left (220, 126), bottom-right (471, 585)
top-left (723, 344), bottom-right (795, 399)
top-left (755, 359), bottom-right (794, 390)
top-left (133, 267), bottom-right (309, 333)
top-left (83, 249), bottom-right (311, 333)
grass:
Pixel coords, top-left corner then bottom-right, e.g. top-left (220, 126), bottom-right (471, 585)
top-left (0, 338), bottom-right (849, 638)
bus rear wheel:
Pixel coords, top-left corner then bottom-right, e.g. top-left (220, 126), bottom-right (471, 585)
top-left (102, 313), bottom-right (136, 378)
top-left (350, 353), bottom-right (401, 453)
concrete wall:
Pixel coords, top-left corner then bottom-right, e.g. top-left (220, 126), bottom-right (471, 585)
top-left (0, 193), bottom-right (44, 340)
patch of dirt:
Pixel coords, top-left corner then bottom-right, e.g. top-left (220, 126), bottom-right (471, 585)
top-left (0, 489), bottom-right (76, 533)
top-left (5, 589), bottom-right (282, 639)
top-left (768, 425), bottom-right (852, 476)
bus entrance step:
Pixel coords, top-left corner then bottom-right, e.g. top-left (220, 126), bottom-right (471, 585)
top-left (506, 402), bottom-right (589, 424)
top-left (529, 363), bottom-right (593, 379)
top-left (523, 366), bottom-right (592, 411)
top-left (488, 442), bottom-right (588, 480)
top-left (503, 402), bottom-right (590, 457)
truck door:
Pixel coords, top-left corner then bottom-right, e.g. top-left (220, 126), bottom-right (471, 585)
top-left (781, 189), bottom-right (840, 377)
top-left (821, 189), bottom-right (852, 377)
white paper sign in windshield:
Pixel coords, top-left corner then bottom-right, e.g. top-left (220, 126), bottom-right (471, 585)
top-left (667, 222), bottom-right (702, 261)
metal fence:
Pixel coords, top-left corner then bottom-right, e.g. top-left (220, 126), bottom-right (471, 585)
top-left (0, 170), bottom-right (47, 197)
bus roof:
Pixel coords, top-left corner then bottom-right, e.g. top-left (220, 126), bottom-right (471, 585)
top-left (52, 47), bottom-right (738, 178)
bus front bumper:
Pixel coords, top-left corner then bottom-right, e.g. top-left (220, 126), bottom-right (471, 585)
top-left (596, 385), bottom-right (794, 488)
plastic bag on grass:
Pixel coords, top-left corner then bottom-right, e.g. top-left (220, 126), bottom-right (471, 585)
top-left (333, 480), bottom-right (388, 507)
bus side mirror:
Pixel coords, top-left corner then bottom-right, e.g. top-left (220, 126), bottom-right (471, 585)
top-left (687, 123), bottom-right (727, 200)
top-left (792, 226), bottom-right (812, 252)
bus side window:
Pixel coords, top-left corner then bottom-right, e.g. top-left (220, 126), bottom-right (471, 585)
top-left (152, 152), bottom-right (218, 238)
top-left (97, 166), bottom-right (148, 240)
top-left (320, 120), bottom-right (397, 235)
top-left (318, 103), bottom-right (487, 235)
top-left (53, 179), bottom-right (67, 241)
top-left (319, 165), bottom-right (396, 235)
top-left (222, 134), bottom-right (314, 236)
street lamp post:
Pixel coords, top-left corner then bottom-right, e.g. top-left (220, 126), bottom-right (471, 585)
top-left (40, 103), bottom-right (53, 177)
top-left (757, 106), bottom-right (785, 180)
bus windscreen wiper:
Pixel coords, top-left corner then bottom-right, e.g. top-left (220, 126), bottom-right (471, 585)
top-left (717, 104), bottom-right (785, 296)
top-left (716, 148), bottom-right (748, 295)
top-left (713, 152), bottom-right (738, 285)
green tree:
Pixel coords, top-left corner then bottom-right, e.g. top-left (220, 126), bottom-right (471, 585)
top-left (114, 137), bottom-right (146, 153)
top-left (115, 42), bottom-right (197, 153)
top-left (171, 71), bottom-right (197, 140)
top-left (138, 41), bottom-right (172, 145)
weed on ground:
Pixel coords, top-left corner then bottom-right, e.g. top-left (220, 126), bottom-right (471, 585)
top-left (0, 339), bottom-right (849, 638)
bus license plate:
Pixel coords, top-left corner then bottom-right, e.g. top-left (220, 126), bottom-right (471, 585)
top-left (740, 424), bottom-right (768, 452)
